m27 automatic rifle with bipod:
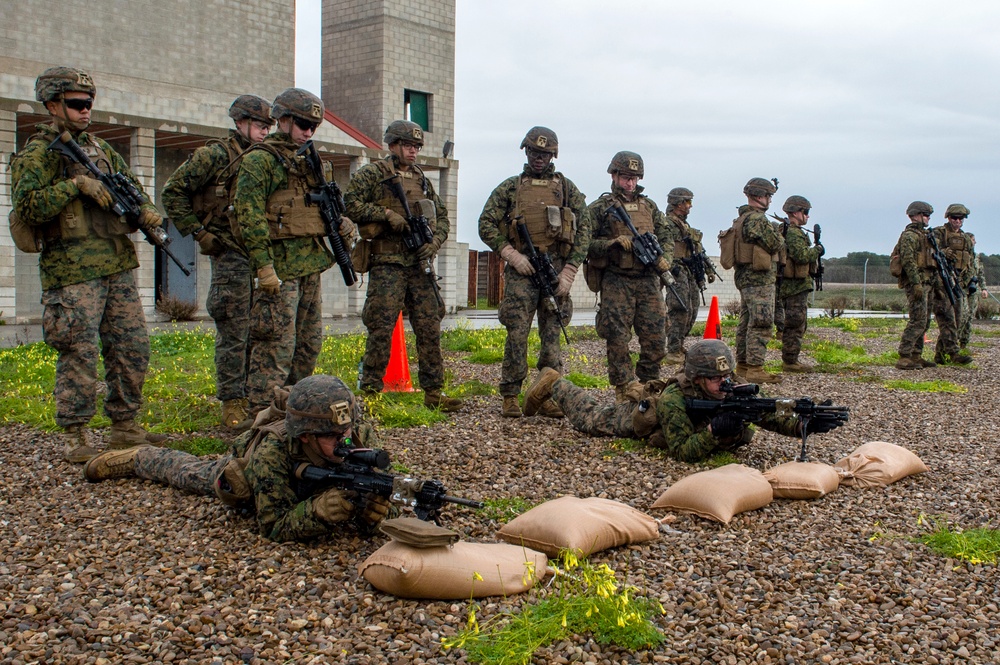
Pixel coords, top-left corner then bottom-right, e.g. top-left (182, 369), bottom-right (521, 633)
top-left (297, 140), bottom-right (357, 286)
top-left (606, 202), bottom-right (686, 311)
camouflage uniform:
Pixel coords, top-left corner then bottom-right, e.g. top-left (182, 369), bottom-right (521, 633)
top-left (588, 185), bottom-right (672, 385)
top-left (162, 130), bottom-right (254, 404)
top-left (963, 251), bottom-right (986, 347)
top-left (344, 154), bottom-right (450, 393)
top-left (11, 123), bottom-right (153, 429)
top-left (478, 163), bottom-right (591, 397)
top-left (779, 225), bottom-right (823, 366)
top-left (665, 210), bottom-right (705, 355)
top-left (234, 133), bottom-right (334, 412)
top-left (732, 205), bottom-right (783, 366)
top-left (894, 220), bottom-right (935, 361)
top-left (928, 223), bottom-right (965, 362)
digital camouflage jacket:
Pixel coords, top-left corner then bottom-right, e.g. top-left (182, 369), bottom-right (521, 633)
top-left (734, 204), bottom-right (783, 289)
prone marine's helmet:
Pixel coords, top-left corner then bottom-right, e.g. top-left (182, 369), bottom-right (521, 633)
top-left (684, 340), bottom-right (736, 380)
top-left (285, 375), bottom-right (357, 440)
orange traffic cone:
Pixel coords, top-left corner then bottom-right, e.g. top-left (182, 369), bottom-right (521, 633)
top-left (382, 312), bottom-right (414, 392)
top-left (704, 295), bottom-right (722, 340)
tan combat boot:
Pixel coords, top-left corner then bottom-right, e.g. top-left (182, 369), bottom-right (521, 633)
top-left (501, 395), bottom-right (522, 418)
top-left (743, 365), bottom-right (782, 384)
top-left (734, 362), bottom-right (749, 379)
top-left (536, 399), bottom-right (565, 419)
top-left (221, 398), bottom-right (249, 430)
top-left (424, 390), bottom-right (464, 412)
top-left (83, 445), bottom-right (149, 482)
top-left (663, 351), bottom-right (686, 365)
top-left (62, 425), bottom-right (101, 464)
top-left (524, 368), bottom-right (561, 416)
top-left (782, 360), bottom-right (814, 373)
top-left (894, 354), bottom-right (921, 370)
top-left (613, 380), bottom-right (642, 404)
top-left (108, 420), bottom-right (169, 449)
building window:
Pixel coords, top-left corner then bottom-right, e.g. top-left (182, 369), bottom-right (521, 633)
top-left (404, 90), bottom-right (430, 132)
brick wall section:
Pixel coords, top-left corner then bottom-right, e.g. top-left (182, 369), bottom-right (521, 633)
top-left (0, 111), bottom-right (16, 318)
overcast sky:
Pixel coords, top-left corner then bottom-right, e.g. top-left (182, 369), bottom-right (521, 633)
top-left (296, 0), bottom-right (1000, 258)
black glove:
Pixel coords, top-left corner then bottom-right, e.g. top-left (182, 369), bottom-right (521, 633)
top-left (710, 412), bottom-right (745, 440)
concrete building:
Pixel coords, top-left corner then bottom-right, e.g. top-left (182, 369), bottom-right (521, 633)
top-left (0, 0), bottom-right (464, 324)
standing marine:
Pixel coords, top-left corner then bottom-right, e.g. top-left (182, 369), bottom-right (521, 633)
top-left (478, 126), bottom-right (592, 418)
top-left (10, 66), bottom-right (167, 462)
top-left (930, 204), bottom-right (976, 363)
top-left (586, 151), bottom-right (673, 402)
top-left (663, 187), bottom-right (715, 364)
top-left (776, 195), bottom-right (824, 372)
top-left (161, 94), bottom-right (274, 430)
top-left (344, 120), bottom-right (462, 412)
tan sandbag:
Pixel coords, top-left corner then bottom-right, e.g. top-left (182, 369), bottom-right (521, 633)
top-left (651, 464), bottom-right (773, 523)
top-left (358, 540), bottom-right (547, 599)
top-left (763, 461), bottom-right (841, 499)
top-left (379, 517), bottom-right (459, 548)
top-left (834, 440), bottom-right (929, 488)
top-left (496, 496), bottom-right (659, 557)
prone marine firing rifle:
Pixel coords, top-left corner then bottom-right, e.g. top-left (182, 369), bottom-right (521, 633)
top-left (514, 217), bottom-right (570, 344)
top-left (925, 230), bottom-right (961, 307)
top-left (297, 141), bottom-right (357, 286)
top-left (681, 236), bottom-right (722, 305)
top-left (48, 131), bottom-right (191, 276)
top-left (606, 202), bottom-right (687, 311)
top-left (684, 380), bottom-right (849, 463)
top-left (295, 446), bottom-right (483, 523)
top-left (382, 176), bottom-right (444, 308)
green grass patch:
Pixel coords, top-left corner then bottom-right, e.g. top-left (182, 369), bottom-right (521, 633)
top-left (173, 436), bottom-right (230, 456)
top-left (602, 438), bottom-right (646, 457)
top-left (362, 391), bottom-right (451, 428)
top-left (917, 515), bottom-right (1000, 565)
top-left (564, 372), bottom-right (609, 389)
top-left (479, 497), bottom-right (537, 523)
top-left (704, 451), bottom-right (740, 468)
top-left (809, 317), bottom-right (862, 332)
top-left (451, 380), bottom-right (497, 397)
top-left (881, 379), bottom-right (967, 393)
top-left (468, 348), bottom-right (505, 364)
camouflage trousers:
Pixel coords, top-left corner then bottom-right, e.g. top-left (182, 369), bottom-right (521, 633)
top-left (207, 249), bottom-right (252, 401)
top-left (666, 265), bottom-right (700, 355)
top-left (246, 271), bottom-right (323, 413)
top-left (498, 265), bottom-right (573, 397)
top-left (361, 263), bottom-right (446, 392)
top-left (551, 378), bottom-right (636, 438)
top-left (780, 291), bottom-right (810, 363)
top-left (596, 271), bottom-right (665, 385)
top-left (930, 283), bottom-right (960, 357)
top-left (953, 290), bottom-right (972, 348)
top-left (735, 283), bottom-right (775, 365)
top-left (898, 282), bottom-right (931, 357)
top-left (773, 289), bottom-right (785, 335)
top-left (134, 447), bottom-right (226, 496)
top-left (41, 271), bottom-right (149, 427)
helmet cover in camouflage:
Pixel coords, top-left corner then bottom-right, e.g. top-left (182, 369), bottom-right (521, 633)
top-left (944, 203), bottom-right (970, 218)
top-left (269, 88), bottom-right (324, 123)
top-left (383, 120), bottom-right (424, 147)
top-left (229, 94), bottom-right (274, 125)
top-left (35, 66), bottom-right (96, 103)
top-left (667, 187), bottom-right (694, 206)
top-left (607, 151), bottom-right (644, 178)
top-left (743, 177), bottom-right (778, 198)
top-left (906, 201), bottom-right (934, 217)
top-left (519, 126), bottom-right (559, 157)
top-left (285, 375), bottom-right (357, 440)
top-left (684, 339), bottom-right (736, 380)
top-left (782, 195), bottom-right (812, 214)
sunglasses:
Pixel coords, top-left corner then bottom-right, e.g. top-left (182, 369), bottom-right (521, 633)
top-left (63, 98), bottom-right (93, 112)
top-left (948, 216), bottom-right (966, 221)
top-left (293, 117), bottom-right (320, 132)
top-left (802, 209), bottom-right (811, 215)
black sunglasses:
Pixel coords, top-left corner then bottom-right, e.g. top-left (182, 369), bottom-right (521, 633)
top-left (948, 215), bottom-right (966, 221)
top-left (63, 98), bottom-right (93, 111)
top-left (802, 209), bottom-right (811, 215)
top-left (293, 117), bottom-right (320, 132)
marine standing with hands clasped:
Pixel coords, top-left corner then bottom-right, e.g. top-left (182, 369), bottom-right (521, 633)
top-left (478, 127), bottom-right (592, 418)
top-left (776, 196), bottom-right (824, 373)
top-left (10, 67), bottom-right (167, 462)
top-left (162, 95), bottom-right (274, 430)
top-left (586, 152), bottom-right (673, 402)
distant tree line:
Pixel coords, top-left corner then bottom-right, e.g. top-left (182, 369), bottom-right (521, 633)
top-left (824, 252), bottom-right (1000, 285)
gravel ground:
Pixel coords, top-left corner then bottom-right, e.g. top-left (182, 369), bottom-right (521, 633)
top-left (2, 322), bottom-right (999, 664)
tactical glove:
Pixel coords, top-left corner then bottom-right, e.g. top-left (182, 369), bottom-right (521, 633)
top-left (385, 209), bottom-right (408, 233)
top-left (338, 215), bottom-right (357, 241)
top-left (416, 237), bottom-right (442, 261)
top-left (73, 175), bottom-right (113, 210)
top-left (710, 412), bottom-right (745, 440)
top-left (659, 271), bottom-right (677, 289)
top-left (138, 208), bottom-right (163, 229)
top-left (194, 228), bottom-right (225, 256)
top-left (554, 264), bottom-right (578, 297)
top-left (912, 284), bottom-right (925, 300)
top-left (613, 235), bottom-right (633, 253)
top-left (500, 245), bottom-right (535, 276)
top-left (707, 273), bottom-right (716, 284)
top-left (359, 492), bottom-right (392, 528)
top-left (313, 488), bottom-right (354, 524)
top-left (256, 265), bottom-right (282, 295)
top-left (815, 243), bottom-right (825, 258)
top-left (943, 248), bottom-right (957, 262)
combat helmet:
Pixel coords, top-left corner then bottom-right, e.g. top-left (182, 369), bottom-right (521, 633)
top-left (782, 195), bottom-right (812, 214)
top-left (906, 201), bottom-right (933, 217)
top-left (520, 126), bottom-right (558, 157)
top-left (285, 375), bottom-right (357, 440)
top-left (384, 120), bottom-right (424, 147)
top-left (684, 339), bottom-right (735, 381)
top-left (270, 88), bottom-right (324, 123)
top-left (35, 66), bottom-right (96, 103)
top-left (743, 177), bottom-right (778, 198)
top-left (607, 151), bottom-right (644, 178)
top-left (945, 203), bottom-right (970, 218)
top-left (667, 187), bottom-right (694, 206)
top-left (229, 94), bottom-right (274, 125)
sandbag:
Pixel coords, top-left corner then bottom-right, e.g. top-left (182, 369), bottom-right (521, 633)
top-left (358, 540), bottom-right (547, 599)
top-left (380, 517), bottom-right (459, 548)
top-left (496, 496), bottom-right (659, 557)
top-left (835, 441), bottom-right (929, 488)
top-left (651, 464), bottom-right (773, 523)
top-left (763, 461), bottom-right (841, 499)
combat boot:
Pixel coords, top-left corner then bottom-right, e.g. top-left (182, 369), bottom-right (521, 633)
top-left (663, 351), bottom-right (686, 365)
top-left (743, 365), bottom-right (782, 384)
top-left (108, 420), bottom-right (169, 449)
top-left (613, 380), bottom-right (642, 404)
top-left (915, 353), bottom-right (936, 368)
top-left (735, 362), bottom-right (749, 379)
top-left (933, 352), bottom-right (946, 365)
top-left (424, 390), bottom-right (464, 412)
top-left (501, 395), bottom-right (522, 418)
top-left (951, 351), bottom-right (973, 365)
top-left (782, 361), bottom-right (814, 373)
top-left (83, 445), bottom-right (149, 482)
top-left (62, 425), bottom-right (101, 464)
top-left (535, 399), bottom-right (565, 419)
top-left (895, 355), bottom-right (921, 370)
top-left (524, 368), bottom-right (561, 416)
top-left (221, 398), bottom-right (249, 430)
